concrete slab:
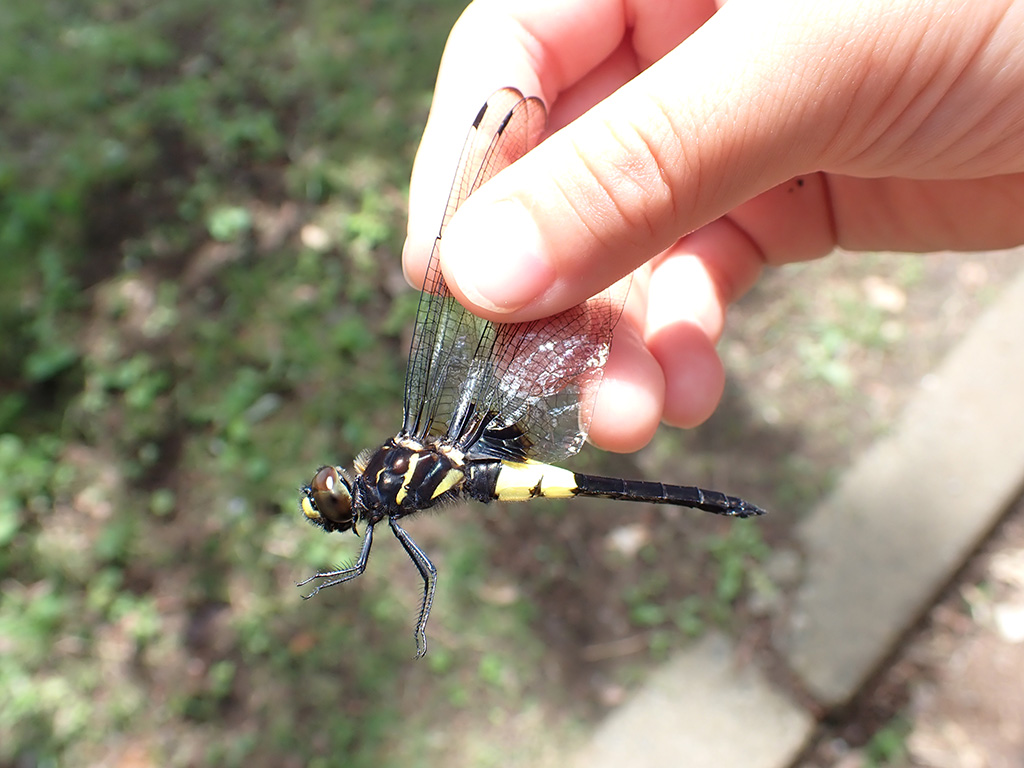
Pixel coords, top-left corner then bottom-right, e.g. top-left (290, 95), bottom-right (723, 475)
top-left (571, 633), bottom-right (814, 768)
top-left (778, 267), bottom-right (1024, 708)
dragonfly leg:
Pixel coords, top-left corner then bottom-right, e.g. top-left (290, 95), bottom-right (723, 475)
top-left (297, 522), bottom-right (375, 598)
top-left (389, 516), bottom-right (437, 658)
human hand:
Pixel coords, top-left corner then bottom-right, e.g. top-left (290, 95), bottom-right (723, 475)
top-left (403, 0), bottom-right (1024, 452)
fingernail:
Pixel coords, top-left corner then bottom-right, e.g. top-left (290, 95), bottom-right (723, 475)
top-left (440, 200), bottom-right (554, 313)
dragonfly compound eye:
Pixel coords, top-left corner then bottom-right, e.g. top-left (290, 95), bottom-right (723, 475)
top-left (300, 465), bottom-right (354, 532)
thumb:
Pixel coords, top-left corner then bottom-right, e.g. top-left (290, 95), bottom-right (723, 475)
top-left (435, 0), bottom-right (928, 321)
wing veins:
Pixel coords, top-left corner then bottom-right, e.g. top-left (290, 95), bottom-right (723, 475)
top-left (402, 88), bottom-right (547, 440)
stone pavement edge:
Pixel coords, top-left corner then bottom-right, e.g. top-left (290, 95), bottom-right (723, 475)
top-left (568, 263), bottom-right (1024, 767)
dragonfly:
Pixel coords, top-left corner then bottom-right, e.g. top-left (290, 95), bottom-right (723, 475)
top-left (298, 87), bottom-right (765, 657)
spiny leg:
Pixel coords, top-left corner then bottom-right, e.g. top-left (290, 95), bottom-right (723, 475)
top-left (298, 523), bottom-right (375, 598)
top-left (389, 516), bottom-right (437, 658)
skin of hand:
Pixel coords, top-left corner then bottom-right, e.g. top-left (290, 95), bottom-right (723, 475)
top-left (402, 0), bottom-right (1024, 453)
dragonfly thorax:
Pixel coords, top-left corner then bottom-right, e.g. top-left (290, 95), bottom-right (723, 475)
top-left (353, 438), bottom-right (466, 520)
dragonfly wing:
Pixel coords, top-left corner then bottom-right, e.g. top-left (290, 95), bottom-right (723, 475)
top-left (401, 88), bottom-right (547, 440)
top-left (400, 87), bottom-right (629, 466)
top-left (464, 279), bottom-right (629, 464)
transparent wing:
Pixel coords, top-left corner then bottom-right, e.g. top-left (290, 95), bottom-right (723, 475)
top-left (401, 88), bottom-right (626, 465)
top-left (461, 281), bottom-right (627, 463)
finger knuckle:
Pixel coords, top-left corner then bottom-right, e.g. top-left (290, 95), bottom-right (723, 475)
top-left (565, 99), bottom-right (685, 248)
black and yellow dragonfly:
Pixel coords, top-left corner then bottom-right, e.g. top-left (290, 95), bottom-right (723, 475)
top-left (299, 87), bottom-right (765, 657)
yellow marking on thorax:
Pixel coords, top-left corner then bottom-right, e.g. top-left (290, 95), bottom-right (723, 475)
top-left (394, 453), bottom-right (421, 506)
top-left (494, 461), bottom-right (578, 501)
top-left (431, 468), bottom-right (464, 499)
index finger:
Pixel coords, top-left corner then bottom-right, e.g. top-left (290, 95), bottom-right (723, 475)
top-left (402, 0), bottom-right (717, 289)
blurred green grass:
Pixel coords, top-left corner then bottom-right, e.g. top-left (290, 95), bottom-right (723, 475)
top-left (0, 3), bottom-right (781, 766)
top-left (0, 2), bottom-right (473, 765)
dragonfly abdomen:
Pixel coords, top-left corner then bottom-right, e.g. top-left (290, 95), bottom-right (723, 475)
top-left (574, 473), bottom-right (765, 518)
top-left (466, 459), bottom-right (578, 502)
top-left (465, 460), bottom-right (763, 519)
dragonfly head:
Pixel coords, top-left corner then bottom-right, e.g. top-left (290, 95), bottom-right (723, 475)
top-left (300, 465), bottom-right (356, 533)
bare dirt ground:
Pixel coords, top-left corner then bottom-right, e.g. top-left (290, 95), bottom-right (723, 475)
top-left (803, 496), bottom-right (1024, 768)
top-left (727, 248), bottom-right (1024, 767)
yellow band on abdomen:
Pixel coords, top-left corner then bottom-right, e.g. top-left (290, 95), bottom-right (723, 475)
top-left (493, 461), bottom-right (578, 501)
